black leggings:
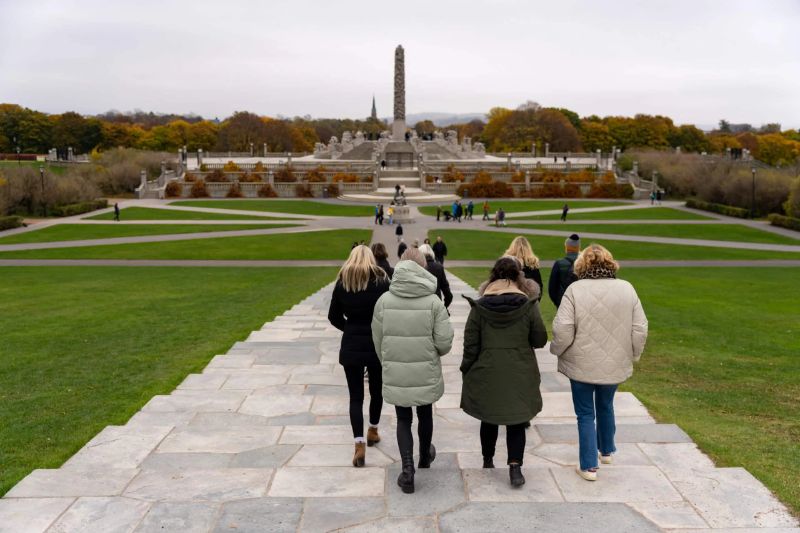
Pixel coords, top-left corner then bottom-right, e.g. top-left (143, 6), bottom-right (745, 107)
top-left (395, 404), bottom-right (433, 456)
top-left (480, 422), bottom-right (527, 465)
top-left (342, 363), bottom-right (383, 438)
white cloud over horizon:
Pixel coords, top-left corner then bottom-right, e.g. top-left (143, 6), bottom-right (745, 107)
top-left (1, 0), bottom-right (799, 128)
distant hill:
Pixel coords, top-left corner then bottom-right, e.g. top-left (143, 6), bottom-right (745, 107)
top-left (382, 112), bottom-right (487, 127)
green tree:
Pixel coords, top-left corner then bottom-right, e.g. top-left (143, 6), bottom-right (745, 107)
top-left (668, 125), bottom-right (711, 153)
top-left (579, 121), bottom-right (615, 152)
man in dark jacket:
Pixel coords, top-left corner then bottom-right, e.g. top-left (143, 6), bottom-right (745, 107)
top-left (432, 236), bottom-right (447, 265)
top-left (548, 234), bottom-right (580, 308)
top-left (420, 244), bottom-right (453, 308)
top-left (397, 239), bottom-right (407, 259)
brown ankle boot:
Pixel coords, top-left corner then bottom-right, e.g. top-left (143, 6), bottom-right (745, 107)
top-left (352, 442), bottom-right (366, 467)
top-left (366, 426), bottom-right (380, 447)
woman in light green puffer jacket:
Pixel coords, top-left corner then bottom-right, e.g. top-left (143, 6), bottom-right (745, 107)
top-left (372, 248), bottom-right (454, 494)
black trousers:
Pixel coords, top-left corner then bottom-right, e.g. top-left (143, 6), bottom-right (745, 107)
top-left (395, 404), bottom-right (433, 456)
top-left (435, 254), bottom-right (445, 266)
top-left (480, 422), bottom-right (527, 465)
top-left (343, 362), bottom-right (383, 438)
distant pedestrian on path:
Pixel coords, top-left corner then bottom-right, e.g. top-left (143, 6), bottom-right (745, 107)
top-left (372, 248), bottom-right (454, 494)
top-left (649, 191), bottom-right (656, 205)
top-left (371, 243), bottom-right (394, 279)
top-left (432, 235), bottom-right (447, 266)
top-left (328, 245), bottom-right (391, 468)
top-left (455, 202), bottom-right (463, 223)
top-left (495, 208), bottom-right (506, 227)
top-left (504, 236), bottom-right (543, 298)
top-left (374, 204), bottom-right (381, 225)
top-left (397, 239), bottom-right (407, 259)
top-left (436, 205), bottom-right (442, 221)
top-left (656, 190), bottom-right (662, 205)
top-left (387, 204), bottom-right (394, 225)
top-left (378, 204), bottom-right (385, 225)
top-left (550, 244), bottom-right (648, 481)
top-left (395, 223), bottom-right (403, 242)
top-left (467, 200), bottom-right (474, 220)
top-left (419, 244), bottom-right (453, 309)
top-left (462, 257), bottom-right (548, 487)
top-left (548, 234), bottom-right (580, 308)
top-left (482, 200), bottom-right (490, 221)
top-left (114, 203), bottom-right (120, 222)
top-left (561, 203), bottom-right (569, 222)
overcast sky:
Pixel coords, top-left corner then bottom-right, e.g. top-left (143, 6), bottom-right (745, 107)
top-left (1, 0), bottom-right (799, 128)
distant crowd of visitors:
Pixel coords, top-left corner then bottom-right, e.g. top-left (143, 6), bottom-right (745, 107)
top-left (328, 232), bottom-right (649, 493)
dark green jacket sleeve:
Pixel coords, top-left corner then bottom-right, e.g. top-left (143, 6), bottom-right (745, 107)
top-left (529, 301), bottom-right (548, 349)
top-left (461, 306), bottom-right (481, 373)
top-left (548, 261), bottom-right (562, 307)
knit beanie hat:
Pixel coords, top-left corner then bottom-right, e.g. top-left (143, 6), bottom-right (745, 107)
top-left (565, 234), bottom-right (581, 253)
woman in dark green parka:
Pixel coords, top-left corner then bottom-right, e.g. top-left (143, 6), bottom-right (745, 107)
top-left (461, 256), bottom-right (548, 487)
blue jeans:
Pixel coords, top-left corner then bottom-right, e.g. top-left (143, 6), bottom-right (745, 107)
top-left (570, 379), bottom-right (618, 470)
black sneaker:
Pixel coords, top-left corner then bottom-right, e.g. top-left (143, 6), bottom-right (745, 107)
top-left (482, 457), bottom-right (495, 469)
top-left (509, 464), bottom-right (525, 487)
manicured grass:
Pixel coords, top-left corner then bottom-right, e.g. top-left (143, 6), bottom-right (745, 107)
top-left (0, 223), bottom-right (297, 244)
top-left (510, 223), bottom-right (800, 246)
top-left (0, 266), bottom-right (337, 496)
top-left (418, 200), bottom-right (630, 217)
top-left (428, 230), bottom-right (800, 261)
top-left (0, 229), bottom-right (371, 260)
top-left (512, 206), bottom-right (710, 220)
top-left (449, 267), bottom-right (800, 515)
top-left (87, 207), bottom-right (285, 221)
top-left (0, 161), bottom-right (69, 175)
top-left (171, 199), bottom-right (372, 217)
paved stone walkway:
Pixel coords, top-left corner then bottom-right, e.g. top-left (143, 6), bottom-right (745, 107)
top-left (2, 275), bottom-right (797, 532)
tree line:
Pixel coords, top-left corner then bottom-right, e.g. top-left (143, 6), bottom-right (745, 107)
top-left (1, 102), bottom-right (798, 167)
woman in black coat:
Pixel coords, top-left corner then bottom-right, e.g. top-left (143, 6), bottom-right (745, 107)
top-left (371, 242), bottom-right (394, 279)
top-left (328, 245), bottom-right (390, 467)
top-left (419, 244), bottom-right (453, 308)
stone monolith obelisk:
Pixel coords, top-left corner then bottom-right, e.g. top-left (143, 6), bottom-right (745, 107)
top-left (392, 45), bottom-right (406, 141)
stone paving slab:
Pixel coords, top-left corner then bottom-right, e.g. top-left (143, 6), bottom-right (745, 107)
top-left (3, 273), bottom-right (796, 532)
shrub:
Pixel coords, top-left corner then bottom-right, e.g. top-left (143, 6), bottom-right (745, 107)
top-left (275, 167), bottom-right (296, 182)
top-left (443, 164), bottom-right (465, 182)
top-left (165, 181), bottom-right (182, 198)
top-left (768, 214), bottom-right (800, 232)
top-left (226, 182), bottom-right (243, 198)
top-left (190, 180), bottom-right (208, 198)
top-left (685, 198), bottom-right (750, 218)
top-left (257, 183), bottom-right (278, 197)
top-left (617, 154), bottom-right (634, 172)
top-left (472, 170), bottom-right (493, 184)
top-left (239, 172), bottom-right (262, 183)
top-left (332, 172), bottom-right (359, 183)
top-left (326, 183), bottom-right (340, 197)
top-left (562, 183), bottom-right (583, 198)
top-left (457, 179), bottom-right (514, 198)
top-left (50, 199), bottom-right (108, 217)
top-left (295, 183), bottom-right (314, 197)
top-left (0, 215), bottom-right (24, 230)
top-left (254, 161), bottom-right (265, 172)
top-left (305, 165), bottom-right (328, 182)
top-left (511, 171), bottom-right (525, 183)
top-left (520, 183), bottom-right (564, 198)
top-left (199, 163), bottom-right (208, 171)
top-left (586, 182), bottom-right (634, 198)
top-left (183, 172), bottom-right (197, 182)
top-left (223, 160), bottom-right (240, 172)
top-left (96, 148), bottom-right (174, 195)
top-left (204, 169), bottom-right (227, 182)
top-left (784, 177), bottom-right (800, 217)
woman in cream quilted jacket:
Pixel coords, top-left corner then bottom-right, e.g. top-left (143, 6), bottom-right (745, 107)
top-left (550, 244), bottom-right (648, 482)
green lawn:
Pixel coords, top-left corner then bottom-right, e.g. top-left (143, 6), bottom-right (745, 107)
top-left (0, 223), bottom-right (297, 244)
top-left (428, 230), bottom-right (800, 261)
top-left (0, 229), bottom-right (371, 260)
top-left (449, 267), bottom-right (800, 515)
top-left (511, 206), bottom-right (710, 221)
top-left (171, 199), bottom-right (372, 217)
top-left (419, 200), bottom-right (630, 217)
top-left (0, 161), bottom-right (69, 175)
top-left (0, 266), bottom-right (337, 496)
top-left (510, 223), bottom-right (800, 246)
top-left (87, 207), bottom-right (286, 221)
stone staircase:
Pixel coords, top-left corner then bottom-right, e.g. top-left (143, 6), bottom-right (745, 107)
top-left (2, 275), bottom-right (797, 532)
top-left (339, 168), bottom-right (460, 204)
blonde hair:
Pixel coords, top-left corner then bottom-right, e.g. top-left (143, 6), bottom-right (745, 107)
top-left (401, 247), bottom-right (427, 267)
top-left (504, 236), bottom-right (540, 268)
top-left (418, 243), bottom-right (435, 259)
top-left (574, 243), bottom-right (619, 278)
top-left (337, 245), bottom-right (387, 292)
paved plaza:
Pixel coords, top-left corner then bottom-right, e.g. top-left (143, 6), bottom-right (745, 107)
top-left (1, 272), bottom-right (797, 532)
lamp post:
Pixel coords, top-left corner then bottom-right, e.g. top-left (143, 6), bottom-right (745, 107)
top-left (16, 146), bottom-right (21, 165)
top-left (751, 167), bottom-right (756, 219)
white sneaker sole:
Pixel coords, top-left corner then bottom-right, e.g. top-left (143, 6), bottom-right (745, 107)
top-left (576, 466), bottom-right (597, 481)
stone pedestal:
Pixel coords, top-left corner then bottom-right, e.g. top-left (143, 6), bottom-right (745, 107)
top-left (392, 119), bottom-right (406, 141)
top-left (393, 205), bottom-right (413, 224)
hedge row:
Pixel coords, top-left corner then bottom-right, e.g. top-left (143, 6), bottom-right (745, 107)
top-left (49, 199), bottom-right (109, 217)
top-left (685, 198), bottom-right (750, 218)
top-left (768, 214), bottom-right (800, 232)
top-left (0, 215), bottom-right (24, 231)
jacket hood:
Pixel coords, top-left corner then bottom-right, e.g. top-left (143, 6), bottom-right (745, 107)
top-left (478, 274), bottom-right (540, 301)
top-left (465, 294), bottom-right (532, 326)
top-left (390, 260), bottom-right (438, 298)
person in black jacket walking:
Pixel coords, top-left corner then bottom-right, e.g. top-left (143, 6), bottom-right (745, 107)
top-left (548, 234), bottom-right (580, 308)
top-left (371, 242), bottom-right (394, 279)
top-left (432, 236), bottom-right (448, 266)
top-left (397, 239), bottom-right (407, 259)
top-left (328, 245), bottom-right (391, 467)
top-left (419, 244), bottom-right (453, 308)
top-left (504, 236), bottom-right (543, 298)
